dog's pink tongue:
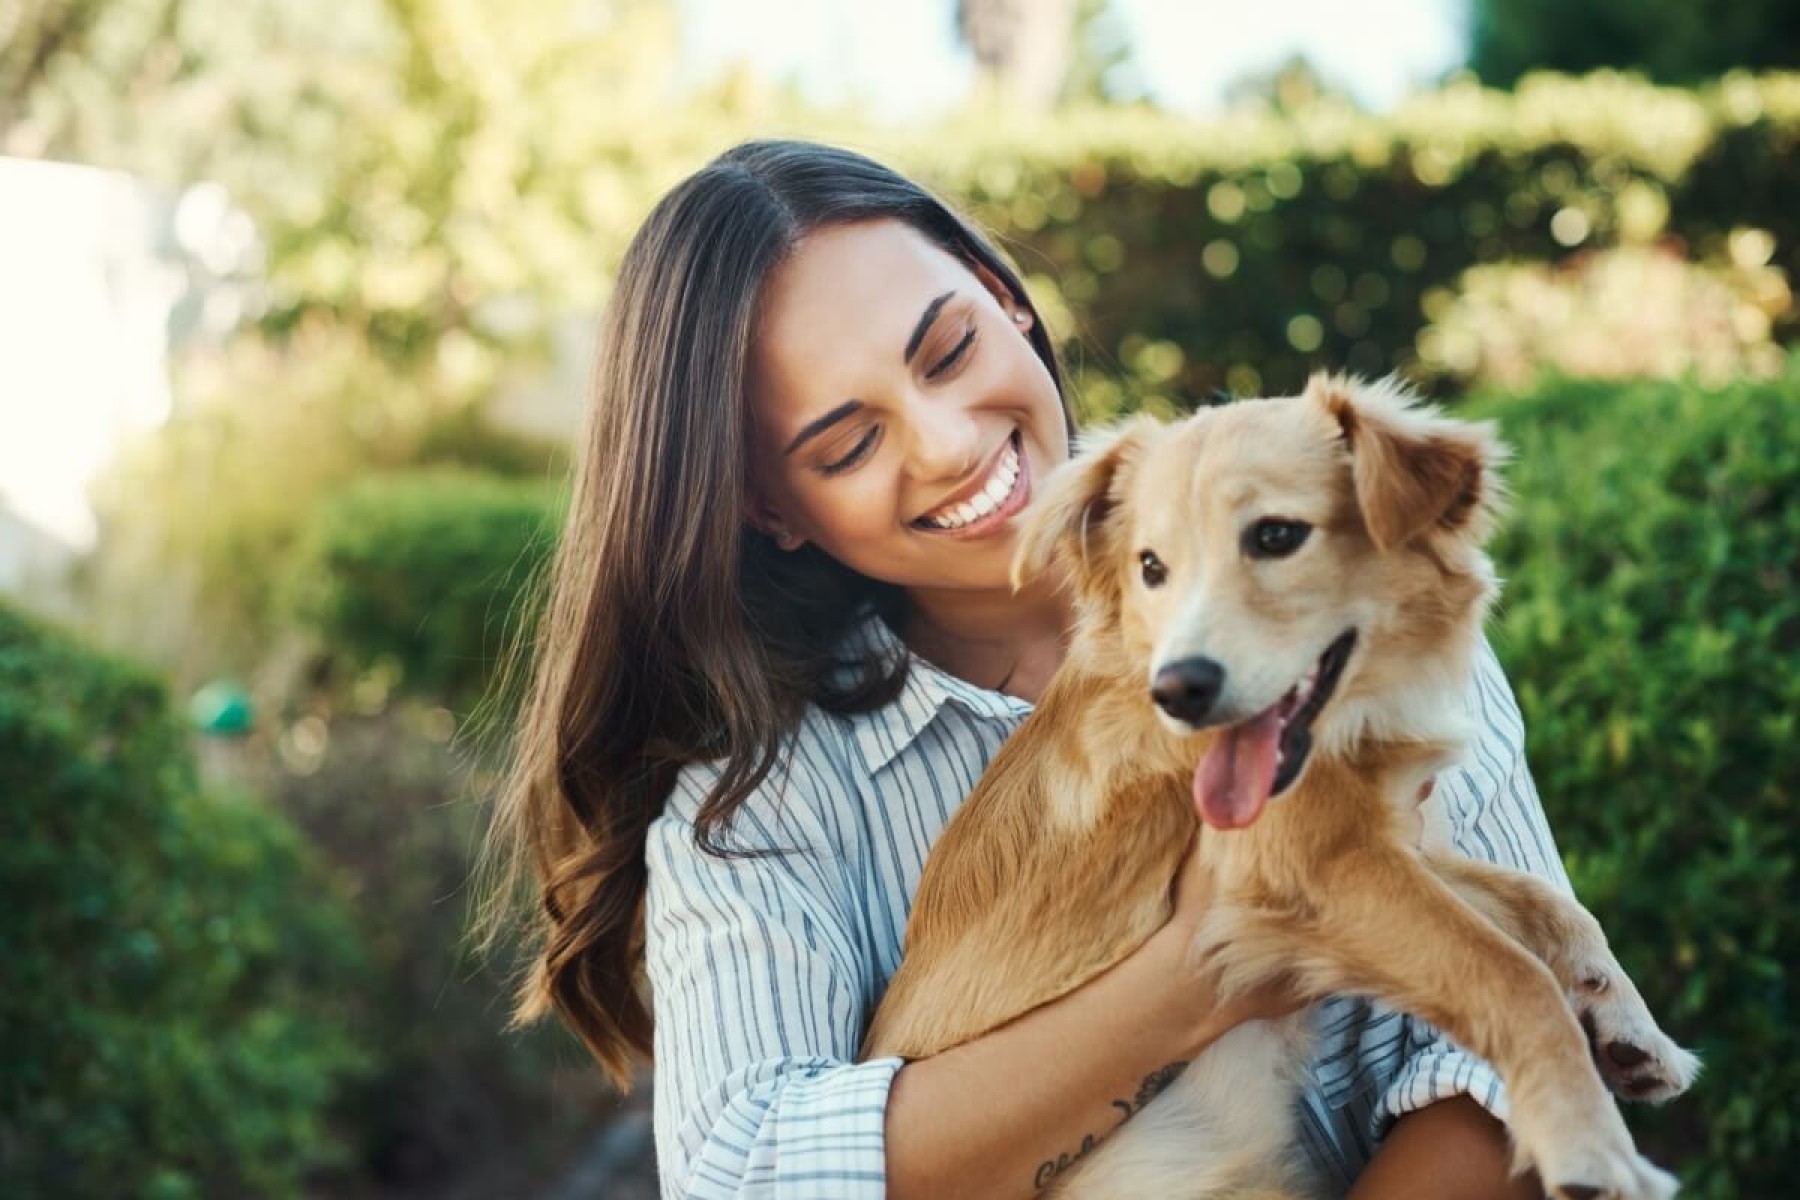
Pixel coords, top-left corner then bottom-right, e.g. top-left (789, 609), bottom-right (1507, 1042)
top-left (1195, 707), bottom-right (1283, 829)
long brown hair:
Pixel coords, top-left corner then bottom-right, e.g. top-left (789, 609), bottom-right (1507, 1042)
top-left (476, 139), bottom-right (1069, 1086)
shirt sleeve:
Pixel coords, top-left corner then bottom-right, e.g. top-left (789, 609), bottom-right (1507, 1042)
top-left (1371, 634), bottom-right (1571, 1140)
top-left (644, 760), bottom-right (903, 1200)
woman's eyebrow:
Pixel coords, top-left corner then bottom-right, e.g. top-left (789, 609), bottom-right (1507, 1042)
top-left (782, 289), bottom-right (957, 457)
top-left (784, 399), bottom-right (865, 456)
top-left (904, 289), bottom-right (956, 364)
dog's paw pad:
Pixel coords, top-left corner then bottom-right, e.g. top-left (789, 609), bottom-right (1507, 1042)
top-left (1549, 1159), bottom-right (1678, 1200)
top-left (1556, 1187), bottom-right (1605, 1200)
top-left (1537, 1130), bottom-right (1679, 1200)
top-left (1580, 1003), bottom-right (1700, 1103)
top-left (1604, 1040), bottom-right (1648, 1069)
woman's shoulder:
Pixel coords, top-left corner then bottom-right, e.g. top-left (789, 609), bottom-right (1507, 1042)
top-left (654, 613), bottom-right (1030, 855)
top-left (659, 701), bottom-right (867, 837)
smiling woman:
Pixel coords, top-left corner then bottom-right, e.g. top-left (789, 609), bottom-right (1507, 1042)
top-left (478, 139), bottom-right (1557, 1200)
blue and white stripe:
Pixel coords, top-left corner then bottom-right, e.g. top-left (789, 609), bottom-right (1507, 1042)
top-left (644, 618), bottom-right (1566, 1198)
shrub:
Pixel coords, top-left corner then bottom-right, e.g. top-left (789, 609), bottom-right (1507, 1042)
top-left (247, 706), bottom-right (608, 1193)
top-left (283, 467), bottom-right (563, 712)
top-left (895, 72), bottom-right (1800, 409)
top-left (86, 327), bottom-right (565, 684)
top-left (1416, 244), bottom-right (1791, 388)
top-left (0, 602), bottom-right (367, 1199)
top-left (1469, 360), bottom-right (1800, 1196)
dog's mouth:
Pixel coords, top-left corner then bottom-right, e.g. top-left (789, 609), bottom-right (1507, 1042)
top-left (1193, 628), bottom-right (1358, 831)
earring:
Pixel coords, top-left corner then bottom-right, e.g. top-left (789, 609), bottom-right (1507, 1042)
top-left (1012, 310), bottom-right (1030, 326)
top-left (772, 527), bottom-right (801, 550)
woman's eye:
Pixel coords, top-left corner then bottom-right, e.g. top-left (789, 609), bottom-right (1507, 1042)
top-left (1244, 519), bottom-right (1312, 559)
top-left (1139, 549), bottom-right (1167, 588)
top-left (926, 324), bottom-right (977, 380)
top-left (819, 426), bottom-right (879, 476)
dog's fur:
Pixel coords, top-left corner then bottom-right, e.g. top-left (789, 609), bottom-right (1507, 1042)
top-left (863, 376), bottom-right (1697, 1199)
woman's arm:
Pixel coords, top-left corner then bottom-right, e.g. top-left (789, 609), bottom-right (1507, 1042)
top-left (1349, 1096), bottom-right (1540, 1199)
top-left (646, 769), bottom-right (909, 1199)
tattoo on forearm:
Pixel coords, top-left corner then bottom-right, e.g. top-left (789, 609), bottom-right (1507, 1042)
top-left (1112, 1060), bottom-right (1186, 1121)
top-left (1032, 1062), bottom-right (1188, 1191)
top-left (1033, 1132), bottom-right (1099, 1190)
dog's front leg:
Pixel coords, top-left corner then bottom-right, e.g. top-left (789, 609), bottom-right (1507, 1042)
top-left (1216, 851), bottom-right (1678, 1200)
top-left (1422, 852), bottom-right (1700, 1104)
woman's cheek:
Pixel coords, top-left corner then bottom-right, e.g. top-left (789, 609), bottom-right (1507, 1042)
top-left (811, 471), bottom-right (903, 545)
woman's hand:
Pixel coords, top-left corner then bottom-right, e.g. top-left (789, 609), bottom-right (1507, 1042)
top-left (1139, 829), bottom-right (1309, 1060)
top-left (1150, 774), bottom-right (1439, 1053)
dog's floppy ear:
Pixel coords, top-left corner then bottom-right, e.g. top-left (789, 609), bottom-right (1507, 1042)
top-left (1308, 373), bottom-right (1506, 552)
top-left (1012, 416), bottom-right (1157, 603)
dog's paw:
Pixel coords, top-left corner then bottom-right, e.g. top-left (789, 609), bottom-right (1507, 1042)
top-left (1520, 1092), bottom-right (1679, 1200)
top-left (1543, 1147), bottom-right (1679, 1200)
top-left (1575, 977), bottom-right (1701, 1103)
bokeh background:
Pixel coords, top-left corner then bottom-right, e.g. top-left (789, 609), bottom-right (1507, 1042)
top-left (2, 1), bottom-right (1796, 1196)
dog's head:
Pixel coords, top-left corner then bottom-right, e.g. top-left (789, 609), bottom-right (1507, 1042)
top-left (1015, 373), bottom-right (1506, 829)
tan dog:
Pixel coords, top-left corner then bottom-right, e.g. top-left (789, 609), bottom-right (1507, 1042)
top-left (864, 376), bottom-right (1697, 1199)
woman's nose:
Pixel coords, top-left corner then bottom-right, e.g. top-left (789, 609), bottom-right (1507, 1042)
top-left (900, 395), bottom-right (984, 482)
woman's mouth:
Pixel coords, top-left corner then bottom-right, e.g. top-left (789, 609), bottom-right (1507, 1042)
top-left (910, 431), bottom-right (1031, 539)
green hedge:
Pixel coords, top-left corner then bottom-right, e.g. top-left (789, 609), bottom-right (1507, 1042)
top-left (1469, 362), bottom-right (1799, 1196)
top-left (284, 468), bottom-right (563, 711)
top-left (0, 603), bottom-right (367, 1199)
top-left (894, 72), bottom-right (1800, 411)
top-left (254, 707), bottom-right (604, 1190)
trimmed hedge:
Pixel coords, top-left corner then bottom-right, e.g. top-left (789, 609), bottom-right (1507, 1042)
top-left (254, 707), bottom-right (606, 1191)
top-left (1469, 362), bottom-right (1799, 1196)
top-left (268, 470), bottom-right (606, 1189)
top-left (0, 603), bottom-right (367, 1199)
top-left (893, 72), bottom-right (1800, 411)
top-left (284, 468), bottom-right (563, 711)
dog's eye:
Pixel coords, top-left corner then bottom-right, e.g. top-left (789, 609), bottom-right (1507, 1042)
top-left (1139, 549), bottom-right (1168, 588)
top-left (1246, 519), bottom-right (1312, 559)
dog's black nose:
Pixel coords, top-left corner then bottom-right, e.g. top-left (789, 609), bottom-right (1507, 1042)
top-left (1151, 657), bottom-right (1225, 723)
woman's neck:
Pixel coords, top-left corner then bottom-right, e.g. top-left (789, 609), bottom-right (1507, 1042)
top-left (899, 575), bottom-right (1073, 702)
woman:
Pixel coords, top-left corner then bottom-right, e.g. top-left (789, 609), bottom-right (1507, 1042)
top-left (481, 140), bottom-right (1563, 1198)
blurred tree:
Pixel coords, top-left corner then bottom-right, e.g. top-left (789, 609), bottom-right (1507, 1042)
top-left (10, 0), bottom-right (812, 681)
top-left (1221, 52), bottom-right (1356, 113)
top-left (958, 0), bottom-right (1078, 111)
top-left (1469, 0), bottom-right (1800, 86)
top-left (0, 0), bottom-right (104, 141)
top-left (1059, 0), bottom-right (1145, 106)
top-left (0, 0), bottom-right (718, 364)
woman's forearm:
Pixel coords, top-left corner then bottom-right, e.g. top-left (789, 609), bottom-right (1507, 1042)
top-left (1349, 1095), bottom-right (1542, 1200)
top-left (883, 924), bottom-right (1222, 1200)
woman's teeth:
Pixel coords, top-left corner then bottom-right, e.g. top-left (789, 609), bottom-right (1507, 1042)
top-left (919, 439), bottom-right (1021, 530)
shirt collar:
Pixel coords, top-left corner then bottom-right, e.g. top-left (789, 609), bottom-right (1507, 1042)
top-left (842, 614), bottom-right (1034, 774)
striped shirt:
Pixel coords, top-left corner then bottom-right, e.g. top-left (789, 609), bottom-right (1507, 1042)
top-left (644, 617), bottom-right (1570, 1198)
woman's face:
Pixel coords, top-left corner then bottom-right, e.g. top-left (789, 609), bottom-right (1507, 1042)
top-left (745, 219), bottom-right (1070, 597)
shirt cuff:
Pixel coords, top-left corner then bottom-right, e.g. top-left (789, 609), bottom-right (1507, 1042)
top-left (1372, 1017), bottom-right (1510, 1143)
top-left (676, 1056), bottom-right (905, 1199)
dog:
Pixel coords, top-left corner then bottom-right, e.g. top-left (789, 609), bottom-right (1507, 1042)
top-left (863, 375), bottom-right (1698, 1199)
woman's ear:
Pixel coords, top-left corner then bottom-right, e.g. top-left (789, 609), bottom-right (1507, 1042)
top-left (1307, 373), bottom-right (1508, 552)
top-left (1012, 416), bottom-right (1157, 605)
top-left (746, 495), bottom-right (805, 551)
top-left (967, 258), bottom-right (1035, 334)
